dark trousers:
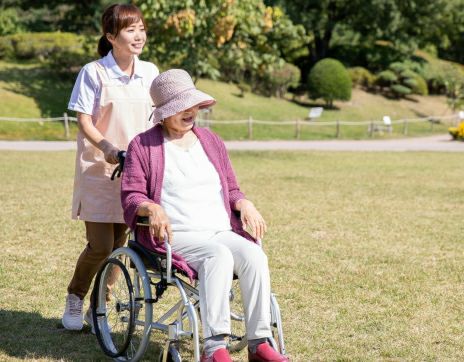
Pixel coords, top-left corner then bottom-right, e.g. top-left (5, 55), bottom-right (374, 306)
top-left (67, 221), bottom-right (127, 300)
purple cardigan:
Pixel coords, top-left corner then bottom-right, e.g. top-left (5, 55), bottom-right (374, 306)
top-left (121, 124), bottom-right (255, 281)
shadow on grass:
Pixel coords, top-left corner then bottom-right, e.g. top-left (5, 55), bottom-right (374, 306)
top-left (232, 92), bottom-right (244, 98)
top-left (0, 309), bottom-right (179, 360)
top-left (0, 309), bottom-right (103, 360)
top-left (0, 65), bottom-right (74, 118)
top-left (410, 109), bottom-right (430, 118)
top-left (289, 98), bottom-right (340, 111)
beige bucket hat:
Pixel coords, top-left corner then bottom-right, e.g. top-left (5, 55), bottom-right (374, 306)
top-left (150, 69), bottom-right (216, 123)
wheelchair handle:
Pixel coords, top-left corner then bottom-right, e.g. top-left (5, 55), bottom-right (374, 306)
top-left (110, 150), bottom-right (126, 181)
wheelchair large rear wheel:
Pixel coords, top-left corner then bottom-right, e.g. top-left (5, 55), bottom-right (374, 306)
top-left (93, 247), bottom-right (154, 362)
top-left (92, 257), bottom-right (135, 359)
top-left (269, 293), bottom-right (286, 355)
top-left (158, 343), bottom-right (182, 362)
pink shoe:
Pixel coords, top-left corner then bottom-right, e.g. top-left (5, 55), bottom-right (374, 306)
top-left (201, 348), bottom-right (233, 362)
top-left (248, 342), bottom-right (289, 362)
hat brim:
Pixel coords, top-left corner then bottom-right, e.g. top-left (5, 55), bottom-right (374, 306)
top-left (152, 89), bottom-right (216, 123)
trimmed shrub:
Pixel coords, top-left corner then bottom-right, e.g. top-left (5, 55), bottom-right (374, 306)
top-left (391, 84), bottom-right (411, 97)
top-left (308, 58), bottom-right (351, 108)
top-left (236, 81), bottom-right (251, 97)
top-left (403, 78), bottom-right (418, 89)
top-left (400, 69), bottom-right (417, 80)
top-left (0, 35), bottom-right (14, 58)
top-left (412, 74), bottom-right (428, 96)
top-left (0, 32), bottom-right (87, 61)
top-left (375, 70), bottom-right (397, 87)
top-left (0, 7), bottom-right (23, 36)
top-left (389, 62), bottom-right (408, 74)
top-left (0, 32), bottom-right (95, 78)
top-left (375, 62), bottom-right (429, 98)
top-left (348, 66), bottom-right (375, 89)
top-left (266, 62), bottom-right (301, 98)
top-left (449, 122), bottom-right (464, 140)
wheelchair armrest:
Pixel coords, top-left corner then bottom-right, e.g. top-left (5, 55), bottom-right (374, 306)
top-left (134, 216), bottom-right (172, 283)
top-left (164, 240), bottom-right (172, 283)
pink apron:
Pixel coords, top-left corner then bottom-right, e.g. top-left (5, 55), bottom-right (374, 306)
top-left (72, 61), bottom-right (153, 223)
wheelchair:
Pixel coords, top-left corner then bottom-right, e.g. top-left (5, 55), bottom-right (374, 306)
top-left (91, 219), bottom-right (286, 361)
top-left (91, 154), bottom-right (287, 361)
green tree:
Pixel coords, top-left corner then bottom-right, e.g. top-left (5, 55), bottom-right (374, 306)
top-left (433, 0), bottom-right (464, 64)
top-left (308, 58), bottom-right (351, 108)
top-left (0, 0), bottom-right (114, 34)
top-left (136, 0), bottom-right (307, 88)
top-left (265, 0), bottom-right (450, 70)
top-left (0, 7), bottom-right (23, 35)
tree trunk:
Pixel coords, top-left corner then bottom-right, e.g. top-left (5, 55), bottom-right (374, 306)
top-left (309, 28), bottom-right (333, 66)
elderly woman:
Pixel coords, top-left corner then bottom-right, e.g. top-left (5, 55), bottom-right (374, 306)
top-left (121, 69), bottom-right (288, 362)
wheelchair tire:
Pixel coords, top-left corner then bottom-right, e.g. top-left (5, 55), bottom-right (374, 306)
top-left (158, 344), bottom-right (182, 362)
top-left (92, 257), bottom-right (135, 359)
top-left (227, 279), bottom-right (248, 353)
top-left (93, 247), bottom-right (154, 362)
top-left (269, 293), bottom-right (286, 356)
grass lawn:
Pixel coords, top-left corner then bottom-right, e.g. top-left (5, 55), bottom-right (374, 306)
top-left (1, 150), bottom-right (464, 361)
top-left (0, 60), bottom-right (457, 141)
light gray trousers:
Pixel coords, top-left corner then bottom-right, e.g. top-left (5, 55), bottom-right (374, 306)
top-left (171, 230), bottom-right (272, 339)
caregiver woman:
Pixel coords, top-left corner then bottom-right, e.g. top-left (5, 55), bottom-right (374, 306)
top-left (62, 3), bottom-right (159, 331)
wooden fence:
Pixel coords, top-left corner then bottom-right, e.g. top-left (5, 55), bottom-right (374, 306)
top-left (0, 113), bottom-right (459, 140)
top-left (197, 114), bottom-right (459, 139)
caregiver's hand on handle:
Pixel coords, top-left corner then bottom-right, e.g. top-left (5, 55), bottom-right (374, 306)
top-left (100, 141), bottom-right (120, 164)
top-left (236, 199), bottom-right (267, 240)
top-left (138, 202), bottom-right (173, 244)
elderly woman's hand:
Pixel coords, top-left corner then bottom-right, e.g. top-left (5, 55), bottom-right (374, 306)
top-left (236, 199), bottom-right (267, 240)
top-left (140, 203), bottom-right (173, 244)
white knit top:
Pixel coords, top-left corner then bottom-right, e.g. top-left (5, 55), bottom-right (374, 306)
top-left (161, 139), bottom-right (232, 232)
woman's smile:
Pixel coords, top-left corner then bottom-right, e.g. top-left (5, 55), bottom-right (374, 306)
top-left (182, 115), bottom-right (194, 124)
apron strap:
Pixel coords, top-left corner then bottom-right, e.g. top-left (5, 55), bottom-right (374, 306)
top-left (94, 61), bottom-right (110, 86)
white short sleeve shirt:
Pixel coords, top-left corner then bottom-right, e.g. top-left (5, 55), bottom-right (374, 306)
top-left (68, 51), bottom-right (159, 116)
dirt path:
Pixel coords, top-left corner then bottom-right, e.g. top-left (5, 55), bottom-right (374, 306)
top-left (0, 135), bottom-right (462, 152)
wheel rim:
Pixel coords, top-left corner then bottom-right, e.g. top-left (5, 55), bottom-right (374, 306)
top-left (93, 257), bottom-right (135, 358)
top-left (112, 249), bottom-right (154, 361)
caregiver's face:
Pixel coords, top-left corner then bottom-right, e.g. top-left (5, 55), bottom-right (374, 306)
top-left (108, 19), bottom-right (147, 56)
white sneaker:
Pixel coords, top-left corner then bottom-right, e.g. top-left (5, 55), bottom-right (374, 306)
top-left (84, 307), bottom-right (95, 334)
top-left (62, 293), bottom-right (84, 330)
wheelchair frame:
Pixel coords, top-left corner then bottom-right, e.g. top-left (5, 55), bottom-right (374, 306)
top-left (91, 223), bottom-right (287, 362)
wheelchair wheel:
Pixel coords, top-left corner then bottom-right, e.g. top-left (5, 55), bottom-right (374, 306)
top-left (158, 343), bottom-right (182, 362)
top-left (93, 247), bottom-right (154, 362)
top-left (228, 279), bottom-right (247, 353)
top-left (269, 293), bottom-right (286, 355)
top-left (92, 257), bottom-right (135, 358)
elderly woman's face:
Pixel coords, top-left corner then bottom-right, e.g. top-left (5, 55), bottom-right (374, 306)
top-left (163, 105), bottom-right (199, 135)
